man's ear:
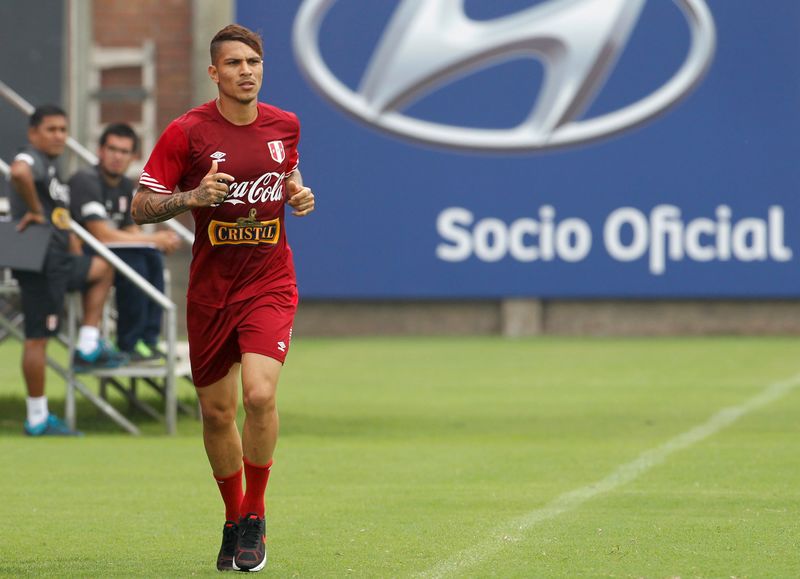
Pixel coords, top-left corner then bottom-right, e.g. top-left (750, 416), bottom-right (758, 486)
top-left (208, 64), bottom-right (219, 84)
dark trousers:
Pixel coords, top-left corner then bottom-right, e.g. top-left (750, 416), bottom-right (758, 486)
top-left (112, 247), bottom-right (165, 352)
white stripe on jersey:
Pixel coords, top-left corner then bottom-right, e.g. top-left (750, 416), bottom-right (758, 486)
top-left (14, 152), bottom-right (35, 166)
top-left (81, 201), bottom-right (108, 219)
top-left (139, 172), bottom-right (172, 194)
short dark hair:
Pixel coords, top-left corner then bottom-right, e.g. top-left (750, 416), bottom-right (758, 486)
top-left (29, 104), bottom-right (66, 128)
top-left (210, 24), bottom-right (263, 63)
top-left (100, 123), bottom-right (139, 153)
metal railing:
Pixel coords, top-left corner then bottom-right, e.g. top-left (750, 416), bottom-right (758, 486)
top-left (0, 158), bottom-right (182, 434)
top-left (69, 220), bottom-right (179, 434)
top-left (0, 83), bottom-right (193, 433)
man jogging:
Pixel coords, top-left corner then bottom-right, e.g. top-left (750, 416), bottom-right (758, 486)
top-left (132, 24), bottom-right (315, 572)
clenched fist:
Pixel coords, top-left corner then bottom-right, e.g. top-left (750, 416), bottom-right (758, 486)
top-left (286, 179), bottom-right (315, 217)
top-left (192, 160), bottom-right (234, 208)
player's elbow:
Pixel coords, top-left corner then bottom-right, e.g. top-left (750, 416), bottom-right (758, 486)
top-left (130, 206), bottom-right (144, 225)
top-left (130, 192), bottom-right (147, 224)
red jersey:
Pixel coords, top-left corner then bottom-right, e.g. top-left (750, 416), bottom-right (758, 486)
top-left (140, 100), bottom-right (300, 308)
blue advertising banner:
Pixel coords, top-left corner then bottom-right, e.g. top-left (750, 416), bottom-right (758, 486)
top-left (237, 0), bottom-right (800, 298)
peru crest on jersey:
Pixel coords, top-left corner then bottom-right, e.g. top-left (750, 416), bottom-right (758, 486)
top-left (268, 140), bottom-right (285, 164)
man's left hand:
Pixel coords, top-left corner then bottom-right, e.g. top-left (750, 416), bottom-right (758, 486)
top-left (286, 180), bottom-right (315, 217)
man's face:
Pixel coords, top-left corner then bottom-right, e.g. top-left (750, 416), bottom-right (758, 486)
top-left (29, 115), bottom-right (68, 157)
top-left (209, 40), bottom-right (263, 105)
top-left (98, 134), bottom-right (136, 178)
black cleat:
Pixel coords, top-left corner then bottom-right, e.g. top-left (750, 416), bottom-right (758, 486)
top-left (217, 521), bottom-right (239, 571)
top-left (233, 513), bottom-right (267, 572)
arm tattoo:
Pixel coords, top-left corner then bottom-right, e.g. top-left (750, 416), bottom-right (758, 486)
top-left (132, 186), bottom-right (192, 224)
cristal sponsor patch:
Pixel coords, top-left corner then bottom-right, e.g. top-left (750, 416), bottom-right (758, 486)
top-left (208, 208), bottom-right (280, 246)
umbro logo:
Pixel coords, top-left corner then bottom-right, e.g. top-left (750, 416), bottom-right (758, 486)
top-left (277, 341), bottom-right (287, 353)
top-left (210, 151), bottom-right (227, 162)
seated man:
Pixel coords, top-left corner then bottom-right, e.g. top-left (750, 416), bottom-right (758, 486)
top-left (69, 123), bottom-right (180, 361)
top-left (10, 105), bottom-right (127, 436)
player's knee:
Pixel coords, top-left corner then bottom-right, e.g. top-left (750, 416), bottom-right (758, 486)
top-left (242, 386), bottom-right (276, 416)
top-left (89, 256), bottom-right (113, 282)
top-left (199, 400), bottom-right (237, 429)
top-left (101, 259), bottom-right (114, 280)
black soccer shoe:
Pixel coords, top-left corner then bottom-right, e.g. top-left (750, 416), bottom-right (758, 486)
top-left (233, 513), bottom-right (267, 572)
top-left (216, 521), bottom-right (239, 571)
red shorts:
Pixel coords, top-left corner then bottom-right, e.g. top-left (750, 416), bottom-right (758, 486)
top-left (186, 286), bottom-right (298, 387)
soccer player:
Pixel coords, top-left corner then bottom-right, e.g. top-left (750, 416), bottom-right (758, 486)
top-left (131, 24), bottom-right (315, 572)
top-left (69, 123), bottom-right (181, 362)
top-left (10, 105), bottom-right (128, 437)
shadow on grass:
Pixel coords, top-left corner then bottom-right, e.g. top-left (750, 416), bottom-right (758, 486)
top-left (278, 410), bottom-right (542, 441)
top-left (0, 393), bottom-right (200, 436)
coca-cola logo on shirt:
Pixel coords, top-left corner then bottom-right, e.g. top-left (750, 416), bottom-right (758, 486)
top-left (223, 172), bottom-right (284, 205)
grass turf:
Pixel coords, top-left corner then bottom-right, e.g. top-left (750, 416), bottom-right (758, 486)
top-left (0, 336), bottom-right (799, 577)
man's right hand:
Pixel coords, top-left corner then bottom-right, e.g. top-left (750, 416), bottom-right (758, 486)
top-left (191, 160), bottom-right (234, 208)
top-left (17, 211), bottom-right (45, 231)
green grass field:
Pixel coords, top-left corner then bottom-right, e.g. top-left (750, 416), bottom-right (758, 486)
top-left (1, 336), bottom-right (799, 577)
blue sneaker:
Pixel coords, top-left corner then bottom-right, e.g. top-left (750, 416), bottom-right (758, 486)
top-left (24, 414), bottom-right (82, 436)
top-left (73, 340), bottom-right (129, 373)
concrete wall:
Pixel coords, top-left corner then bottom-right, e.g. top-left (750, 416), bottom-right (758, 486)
top-left (293, 299), bottom-right (800, 337)
top-left (541, 300), bottom-right (800, 336)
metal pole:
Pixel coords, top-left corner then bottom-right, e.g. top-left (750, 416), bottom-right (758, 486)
top-left (165, 307), bottom-right (178, 435)
top-left (66, 293), bottom-right (78, 429)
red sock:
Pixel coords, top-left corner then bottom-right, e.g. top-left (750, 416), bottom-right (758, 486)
top-left (214, 467), bottom-right (243, 522)
top-left (240, 457), bottom-right (273, 518)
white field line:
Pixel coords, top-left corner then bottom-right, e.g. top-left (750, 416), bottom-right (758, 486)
top-left (417, 372), bottom-right (800, 579)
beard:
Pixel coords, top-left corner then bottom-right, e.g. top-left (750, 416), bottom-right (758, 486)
top-left (220, 85), bottom-right (258, 106)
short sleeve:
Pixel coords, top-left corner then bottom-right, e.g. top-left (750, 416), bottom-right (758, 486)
top-left (286, 113), bottom-right (300, 175)
top-left (14, 151), bottom-right (45, 181)
top-left (139, 122), bottom-right (190, 194)
top-left (68, 170), bottom-right (106, 223)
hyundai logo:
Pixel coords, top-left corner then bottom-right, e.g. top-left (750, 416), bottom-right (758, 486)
top-left (293, 0), bottom-right (716, 153)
